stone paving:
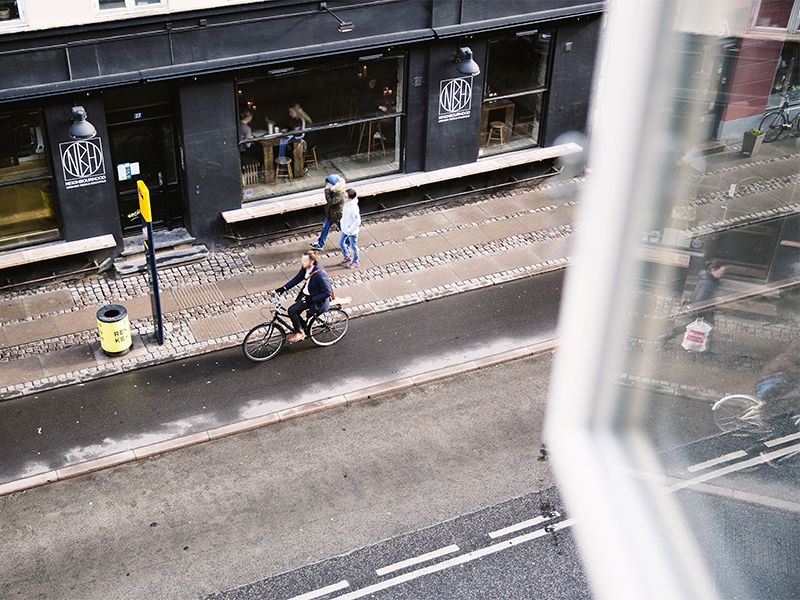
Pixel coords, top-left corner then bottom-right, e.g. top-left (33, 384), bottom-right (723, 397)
top-left (0, 177), bottom-right (582, 398)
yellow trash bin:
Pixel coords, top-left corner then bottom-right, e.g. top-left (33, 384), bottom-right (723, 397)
top-left (97, 304), bottom-right (132, 356)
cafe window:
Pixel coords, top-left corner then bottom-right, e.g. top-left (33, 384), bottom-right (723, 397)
top-left (236, 55), bottom-right (404, 201)
top-left (750, 0), bottom-right (800, 31)
top-left (0, 1), bottom-right (23, 22)
top-left (767, 41), bottom-right (800, 107)
top-left (0, 110), bottom-right (59, 250)
top-left (480, 31), bottom-right (553, 157)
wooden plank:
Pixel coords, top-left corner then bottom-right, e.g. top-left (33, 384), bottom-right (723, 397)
top-left (0, 234), bottom-right (116, 270)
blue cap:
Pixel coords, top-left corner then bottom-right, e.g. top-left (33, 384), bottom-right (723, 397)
top-left (325, 174), bottom-right (340, 185)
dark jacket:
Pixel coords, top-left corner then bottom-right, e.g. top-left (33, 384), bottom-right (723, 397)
top-left (279, 266), bottom-right (332, 314)
top-left (324, 180), bottom-right (346, 223)
top-left (689, 270), bottom-right (721, 306)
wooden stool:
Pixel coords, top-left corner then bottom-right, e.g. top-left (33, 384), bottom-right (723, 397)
top-left (275, 157), bottom-right (293, 182)
top-left (356, 121), bottom-right (387, 162)
top-left (305, 145), bottom-right (320, 170)
top-left (487, 121), bottom-right (506, 146)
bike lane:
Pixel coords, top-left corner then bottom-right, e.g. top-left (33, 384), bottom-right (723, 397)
top-left (0, 271), bottom-right (563, 490)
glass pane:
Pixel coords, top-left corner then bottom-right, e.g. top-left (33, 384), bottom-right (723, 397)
top-left (755, 0), bottom-right (793, 28)
top-left (237, 56), bottom-right (403, 133)
top-left (239, 116), bottom-right (401, 202)
top-left (768, 41), bottom-right (800, 107)
top-left (0, 179), bottom-right (58, 249)
top-left (0, 1), bottom-right (20, 21)
top-left (134, 0), bottom-right (161, 5)
top-left (485, 32), bottom-right (553, 98)
top-left (99, 0), bottom-right (126, 9)
top-left (0, 110), bottom-right (49, 185)
top-left (480, 92), bottom-right (544, 156)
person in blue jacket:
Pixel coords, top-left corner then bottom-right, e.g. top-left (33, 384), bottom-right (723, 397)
top-left (275, 249), bottom-right (332, 343)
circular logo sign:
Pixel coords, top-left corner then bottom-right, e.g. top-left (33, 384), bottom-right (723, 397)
top-left (61, 140), bottom-right (104, 178)
top-left (439, 77), bottom-right (473, 114)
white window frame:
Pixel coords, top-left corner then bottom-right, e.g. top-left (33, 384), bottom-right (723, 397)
top-left (98, 0), bottom-right (165, 12)
top-left (749, 0), bottom-right (800, 33)
top-left (0, 0), bottom-right (27, 28)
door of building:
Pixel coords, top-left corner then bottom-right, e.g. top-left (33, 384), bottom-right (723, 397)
top-left (108, 106), bottom-right (183, 234)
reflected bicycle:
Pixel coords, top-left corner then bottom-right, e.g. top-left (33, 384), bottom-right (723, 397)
top-left (242, 292), bottom-right (349, 362)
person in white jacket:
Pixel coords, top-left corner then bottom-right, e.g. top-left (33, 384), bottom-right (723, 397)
top-left (338, 188), bottom-right (361, 269)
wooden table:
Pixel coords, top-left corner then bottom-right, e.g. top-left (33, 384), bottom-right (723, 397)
top-left (257, 137), bottom-right (306, 183)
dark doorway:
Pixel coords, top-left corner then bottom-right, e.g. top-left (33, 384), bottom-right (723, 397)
top-left (107, 103), bottom-right (183, 234)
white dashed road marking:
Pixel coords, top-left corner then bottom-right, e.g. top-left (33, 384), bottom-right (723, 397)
top-left (487, 511), bottom-right (561, 539)
top-left (285, 580), bottom-right (350, 600)
top-left (375, 544), bottom-right (460, 576)
top-left (687, 451), bottom-right (747, 473)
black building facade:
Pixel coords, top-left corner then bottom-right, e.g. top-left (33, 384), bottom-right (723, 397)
top-left (0, 0), bottom-right (603, 270)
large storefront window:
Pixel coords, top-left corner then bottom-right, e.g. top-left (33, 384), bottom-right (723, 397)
top-left (236, 56), bottom-right (404, 201)
top-left (0, 109), bottom-right (58, 250)
top-left (480, 32), bottom-right (553, 157)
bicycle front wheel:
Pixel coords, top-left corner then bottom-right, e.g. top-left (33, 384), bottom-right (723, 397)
top-left (712, 394), bottom-right (762, 434)
top-left (760, 112), bottom-right (785, 143)
top-left (309, 309), bottom-right (349, 346)
top-left (242, 322), bottom-right (286, 362)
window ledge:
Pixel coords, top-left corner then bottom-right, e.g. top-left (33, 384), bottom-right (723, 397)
top-left (222, 142), bottom-right (582, 224)
top-left (0, 234), bottom-right (116, 270)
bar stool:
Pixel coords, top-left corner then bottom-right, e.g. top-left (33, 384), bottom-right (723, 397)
top-left (356, 121), bottom-right (387, 162)
top-left (487, 121), bottom-right (506, 146)
top-left (275, 157), bottom-right (293, 182)
top-left (305, 144), bottom-right (320, 170)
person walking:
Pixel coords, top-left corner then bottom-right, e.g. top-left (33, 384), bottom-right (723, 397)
top-left (659, 259), bottom-right (728, 348)
top-left (275, 249), bottom-right (332, 343)
top-left (338, 188), bottom-right (361, 269)
top-left (311, 174), bottom-right (346, 250)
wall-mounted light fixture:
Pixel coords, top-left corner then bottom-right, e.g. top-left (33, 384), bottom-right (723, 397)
top-left (454, 47), bottom-right (480, 76)
top-left (319, 2), bottom-right (353, 33)
top-left (68, 106), bottom-right (97, 140)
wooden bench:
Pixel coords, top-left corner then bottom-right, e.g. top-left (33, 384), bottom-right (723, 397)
top-left (222, 142), bottom-right (583, 225)
top-left (0, 234), bottom-right (117, 271)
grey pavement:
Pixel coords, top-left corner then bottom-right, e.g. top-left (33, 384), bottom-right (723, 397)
top-left (0, 272), bottom-right (562, 486)
top-left (1, 350), bottom-right (558, 600)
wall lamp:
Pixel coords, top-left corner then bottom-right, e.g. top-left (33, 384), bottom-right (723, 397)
top-left (68, 106), bottom-right (97, 140)
top-left (454, 46), bottom-right (480, 76)
top-left (319, 2), bottom-right (353, 33)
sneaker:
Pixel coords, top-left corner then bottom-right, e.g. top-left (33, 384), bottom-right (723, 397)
top-left (310, 242), bottom-right (324, 250)
top-left (348, 261), bottom-right (360, 269)
top-left (338, 258), bottom-right (352, 266)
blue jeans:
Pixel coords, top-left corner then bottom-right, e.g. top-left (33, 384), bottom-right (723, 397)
top-left (339, 232), bottom-right (359, 262)
top-left (317, 217), bottom-right (333, 246)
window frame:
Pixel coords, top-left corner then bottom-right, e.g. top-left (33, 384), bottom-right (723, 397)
top-left (0, 1), bottom-right (27, 28)
top-left (748, 0), bottom-right (800, 33)
top-left (97, 0), bottom-right (165, 13)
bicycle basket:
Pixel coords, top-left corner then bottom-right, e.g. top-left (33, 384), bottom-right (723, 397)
top-left (755, 372), bottom-right (800, 401)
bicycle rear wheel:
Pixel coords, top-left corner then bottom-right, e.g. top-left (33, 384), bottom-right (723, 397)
top-left (243, 322), bottom-right (286, 362)
top-left (309, 309), bottom-right (349, 346)
top-left (760, 112), bottom-right (785, 142)
top-left (712, 394), bottom-right (762, 434)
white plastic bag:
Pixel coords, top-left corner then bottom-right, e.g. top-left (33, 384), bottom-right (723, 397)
top-left (681, 318), bottom-right (712, 352)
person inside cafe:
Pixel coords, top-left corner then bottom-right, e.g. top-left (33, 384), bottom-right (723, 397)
top-left (238, 109), bottom-right (261, 166)
top-left (278, 103), bottom-right (313, 176)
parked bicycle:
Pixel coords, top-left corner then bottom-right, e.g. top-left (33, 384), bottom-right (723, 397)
top-left (759, 91), bottom-right (800, 143)
top-left (242, 291), bottom-right (349, 361)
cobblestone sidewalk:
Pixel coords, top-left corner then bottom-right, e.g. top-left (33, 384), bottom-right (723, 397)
top-left (0, 177), bottom-right (583, 399)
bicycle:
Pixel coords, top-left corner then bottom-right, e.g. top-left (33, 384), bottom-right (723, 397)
top-left (759, 91), bottom-right (800, 143)
top-left (242, 292), bottom-right (349, 362)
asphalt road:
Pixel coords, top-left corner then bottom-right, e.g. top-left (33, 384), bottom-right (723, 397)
top-left (1, 318), bottom-right (571, 599)
top-left (0, 271), bottom-right (563, 484)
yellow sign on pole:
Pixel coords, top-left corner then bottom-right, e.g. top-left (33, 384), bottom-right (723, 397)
top-left (137, 180), bottom-right (152, 223)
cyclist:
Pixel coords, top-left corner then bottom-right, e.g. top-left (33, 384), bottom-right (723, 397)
top-left (274, 249), bottom-right (332, 343)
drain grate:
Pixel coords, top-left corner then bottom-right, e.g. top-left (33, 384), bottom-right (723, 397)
top-left (171, 283), bottom-right (225, 311)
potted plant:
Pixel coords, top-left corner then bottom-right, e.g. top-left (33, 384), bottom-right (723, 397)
top-left (742, 128), bottom-right (765, 157)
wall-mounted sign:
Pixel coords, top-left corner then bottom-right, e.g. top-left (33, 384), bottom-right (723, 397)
top-left (116, 161), bottom-right (141, 181)
top-left (438, 76), bottom-right (473, 123)
top-left (59, 138), bottom-right (107, 189)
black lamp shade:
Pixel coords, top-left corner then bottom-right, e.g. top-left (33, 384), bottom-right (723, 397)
top-left (69, 106), bottom-right (97, 140)
top-left (456, 47), bottom-right (481, 76)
